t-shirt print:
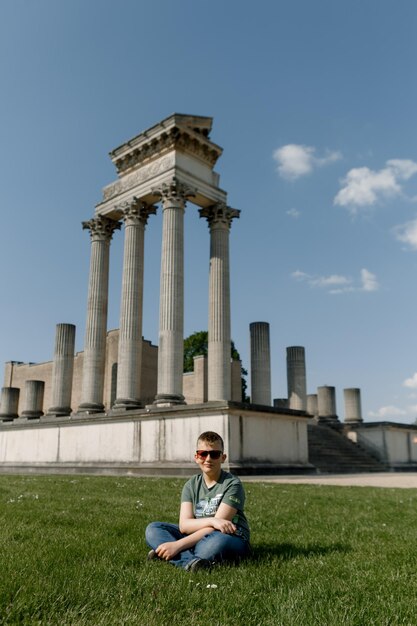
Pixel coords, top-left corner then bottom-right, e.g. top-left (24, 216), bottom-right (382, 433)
top-left (195, 494), bottom-right (224, 517)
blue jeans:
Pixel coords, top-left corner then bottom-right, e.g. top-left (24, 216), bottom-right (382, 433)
top-left (145, 521), bottom-right (250, 570)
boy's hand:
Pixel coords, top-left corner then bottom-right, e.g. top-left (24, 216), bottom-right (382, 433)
top-left (212, 518), bottom-right (237, 534)
top-left (155, 541), bottom-right (181, 561)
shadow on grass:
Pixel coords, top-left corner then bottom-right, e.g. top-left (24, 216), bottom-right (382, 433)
top-left (250, 541), bottom-right (351, 562)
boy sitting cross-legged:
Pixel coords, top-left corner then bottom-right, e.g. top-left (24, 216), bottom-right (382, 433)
top-left (145, 431), bottom-right (250, 572)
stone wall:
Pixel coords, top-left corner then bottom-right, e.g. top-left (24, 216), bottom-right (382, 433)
top-left (3, 332), bottom-right (242, 415)
top-left (0, 403), bottom-right (311, 475)
top-left (346, 422), bottom-right (417, 469)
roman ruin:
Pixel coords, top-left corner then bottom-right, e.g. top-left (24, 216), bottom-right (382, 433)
top-left (0, 113), bottom-right (416, 473)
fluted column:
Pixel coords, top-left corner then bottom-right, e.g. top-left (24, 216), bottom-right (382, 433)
top-left (287, 346), bottom-right (307, 410)
top-left (344, 388), bottom-right (363, 423)
top-left (0, 387), bottom-right (20, 421)
top-left (21, 380), bottom-right (45, 419)
top-left (154, 180), bottom-right (194, 406)
top-left (113, 200), bottom-right (156, 410)
top-left (78, 216), bottom-right (121, 414)
top-left (250, 322), bottom-right (271, 405)
top-left (200, 203), bottom-right (240, 401)
top-left (47, 323), bottom-right (76, 416)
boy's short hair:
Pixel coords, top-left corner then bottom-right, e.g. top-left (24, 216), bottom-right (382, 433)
top-left (197, 431), bottom-right (224, 451)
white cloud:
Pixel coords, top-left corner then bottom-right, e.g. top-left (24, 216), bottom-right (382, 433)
top-left (274, 145), bottom-right (314, 179)
top-left (335, 167), bottom-right (399, 209)
top-left (403, 372), bottom-right (417, 389)
top-left (292, 268), bottom-right (379, 294)
top-left (394, 217), bottom-right (417, 250)
top-left (334, 158), bottom-right (417, 213)
top-left (286, 208), bottom-right (301, 218)
top-left (273, 144), bottom-right (341, 180)
top-left (386, 159), bottom-right (417, 180)
top-left (361, 268), bottom-right (379, 292)
top-left (316, 149), bottom-right (343, 168)
top-left (291, 270), bottom-right (309, 280)
top-left (310, 274), bottom-right (352, 288)
top-left (368, 405), bottom-right (407, 418)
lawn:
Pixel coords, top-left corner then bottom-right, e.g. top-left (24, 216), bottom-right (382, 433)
top-left (0, 474), bottom-right (416, 625)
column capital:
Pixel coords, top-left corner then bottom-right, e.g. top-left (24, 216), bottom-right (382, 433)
top-left (152, 177), bottom-right (196, 207)
top-left (82, 216), bottom-right (121, 241)
top-left (116, 198), bottom-right (157, 226)
top-left (199, 203), bottom-right (240, 229)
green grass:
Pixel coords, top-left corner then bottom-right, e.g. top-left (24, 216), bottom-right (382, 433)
top-left (0, 475), bottom-right (416, 625)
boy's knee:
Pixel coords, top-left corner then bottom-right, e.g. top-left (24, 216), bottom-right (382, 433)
top-left (196, 533), bottom-right (248, 563)
top-left (195, 532), bottom-right (229, 557)
top-left (145, 521), bottom-right (160, 539)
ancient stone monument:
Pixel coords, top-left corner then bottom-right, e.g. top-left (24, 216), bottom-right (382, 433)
top-left (0, 114), bottom-right (312, 474)
top-left (80, 114), bottom-right (239, 411)
top-left (3, 114), bottom-right (415, 473)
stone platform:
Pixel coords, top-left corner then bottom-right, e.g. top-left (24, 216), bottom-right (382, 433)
top-left (0, 402), bottom-right (313, 476)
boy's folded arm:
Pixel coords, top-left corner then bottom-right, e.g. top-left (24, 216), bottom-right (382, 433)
top-left (156, 527), bottom-right (214, 560)
top-left (179, 501), bottom-right (238, 535)
top-left (174, 526), bottom-right (214, 551)
top-left (179, 502), bottom-right (209, 533)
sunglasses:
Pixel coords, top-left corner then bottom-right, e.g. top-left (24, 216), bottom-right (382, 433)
top-left (196, 450), bottom-right (223, 460)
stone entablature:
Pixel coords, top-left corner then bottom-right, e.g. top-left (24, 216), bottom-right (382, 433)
top-left (109, 114), bottom-right (223, 176)
top-left (97, 115), bottom-right (227, 219)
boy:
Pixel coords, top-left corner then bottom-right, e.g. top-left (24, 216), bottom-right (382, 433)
top-left (145, 431), bottom-right (250, 572)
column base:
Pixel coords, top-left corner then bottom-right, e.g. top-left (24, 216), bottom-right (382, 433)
top-left (20, 411), bottom-right (44, 420)
top-left (153, 394), bottom-right (186, 407)
top-left (112, 398), bottom-right (143, 411)
top-left (46, 407), bottom-right (72, 417)
top-left (77, 402), bottom-right (105, 415)
top-left (0, 414), bottom-right (16, 422)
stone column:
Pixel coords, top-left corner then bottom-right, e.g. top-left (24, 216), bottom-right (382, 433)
top-left (47, 323), bottom-right (76, 416)
top-left (78, 216), bottom-right (121, 414)
top-left (307, 393), bottom-right (318, 418)
top-left (192, 355), bottom-right (208, 404)
top-left (231, 359), bottom-right (243, 402)
top-left (0, 387), bottom-right (20, 420)
top-left (200, 203), bottom-right (240, 401)
top-left (113, 200), bottom-right (156, 410)
top-left (287, 346), bottom-right (307, 410)
top-left (317, 385), bottom-right (338, 422)
top-left (154, 180), bottom-right (194, 406)
top-left (250, 322), bottom-right (271, 405)
top-left (21, 380), bottom-right (45, 419)
top-left (344, 387), bottom-right (363, 423)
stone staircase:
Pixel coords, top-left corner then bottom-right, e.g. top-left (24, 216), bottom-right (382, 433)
top-left (308, 422), bottom-right (387, 473)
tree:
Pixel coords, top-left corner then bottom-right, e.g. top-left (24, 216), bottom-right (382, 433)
top-left (183, 331), bottom-right (209, 373)
top-left (183, 330), bottom-right (248, 401)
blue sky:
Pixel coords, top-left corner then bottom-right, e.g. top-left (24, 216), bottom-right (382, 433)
top-left (1, 0), bottom-right (417, 423)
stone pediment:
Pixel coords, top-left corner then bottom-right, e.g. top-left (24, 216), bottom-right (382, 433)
top-left (109, 113), bottom-right (223, 177)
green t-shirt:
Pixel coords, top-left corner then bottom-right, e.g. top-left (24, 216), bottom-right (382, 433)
top-left (181, 470), bottom-right (250, 542)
